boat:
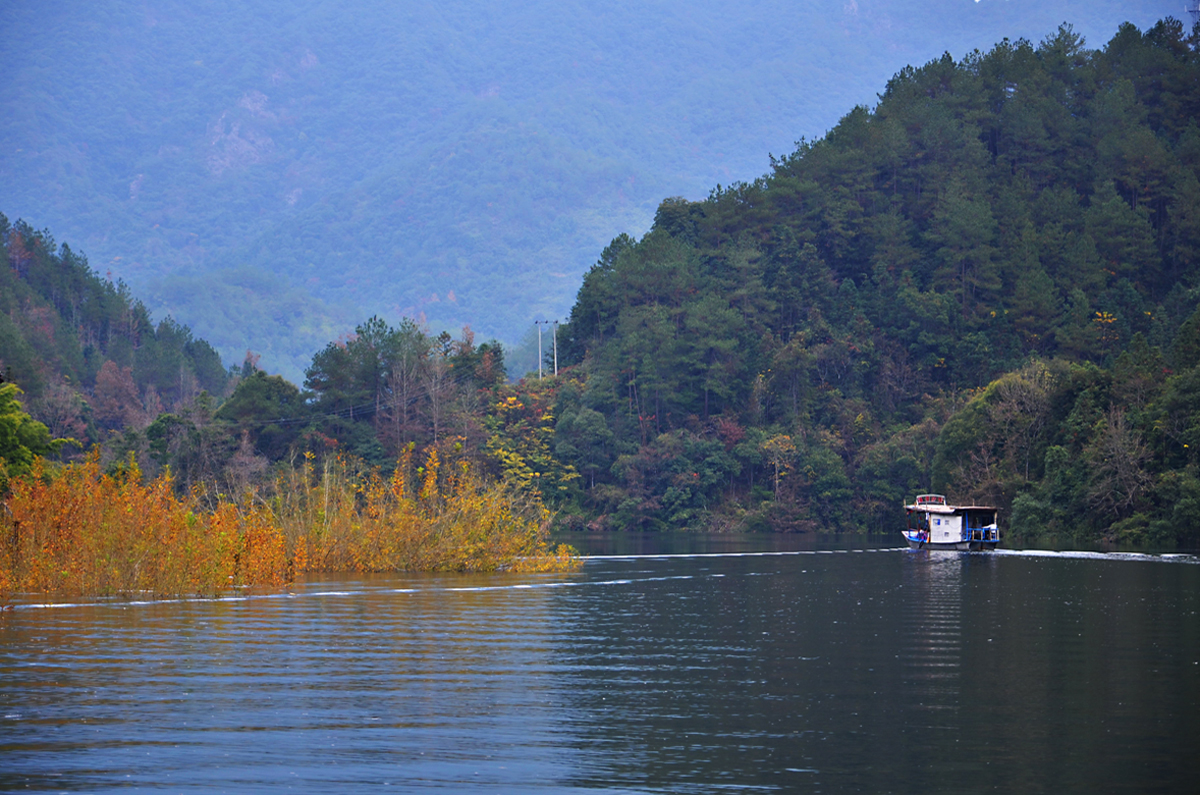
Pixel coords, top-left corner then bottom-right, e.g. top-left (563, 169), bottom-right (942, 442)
top-left (901, 494), bottom-right (1000, 550)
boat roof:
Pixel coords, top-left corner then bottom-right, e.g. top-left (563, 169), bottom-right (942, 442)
top-left (906, 503), bottom-right (997, 513)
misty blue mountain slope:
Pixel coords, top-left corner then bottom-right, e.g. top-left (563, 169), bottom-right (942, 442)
top-left (0, 0), bottom-right (1180, 380)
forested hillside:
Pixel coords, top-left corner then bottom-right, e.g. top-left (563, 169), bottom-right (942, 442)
top-left (0, 219), bottom-right (537, 500)
top-left (0, 215), bottom-right (232, 449)
top-left (1, 0), bottom-right (1178, 380)
top-left (551, 19), bottom-right (1200, 544)
top-left (0, 223), bottom-right (577, 593)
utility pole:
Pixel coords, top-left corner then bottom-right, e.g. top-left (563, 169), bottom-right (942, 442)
top-left (535, 321), bottom-right (544, 379)
top-left (534, 320), bottom-right (559, 379)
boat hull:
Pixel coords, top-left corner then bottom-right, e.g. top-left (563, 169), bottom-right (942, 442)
top-left (903, 537), bottom-right (1000, 551)
top-left (901, 531), bottom-right (999, 551)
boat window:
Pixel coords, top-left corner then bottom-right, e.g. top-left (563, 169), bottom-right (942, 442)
top-left (967, 511), bottom-right (996, 528)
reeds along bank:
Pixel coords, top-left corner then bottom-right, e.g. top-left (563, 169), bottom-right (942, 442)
top-left (0, 448), bottom-right (579, 602)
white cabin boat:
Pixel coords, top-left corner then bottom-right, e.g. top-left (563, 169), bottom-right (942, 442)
top-left (902, 494), bottom-right (1000, 550)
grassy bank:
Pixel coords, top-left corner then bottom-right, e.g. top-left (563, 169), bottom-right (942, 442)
top-left (0, 448), bottom-right (579, 603)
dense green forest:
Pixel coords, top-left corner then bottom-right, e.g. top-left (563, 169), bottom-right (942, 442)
top-left (1, 0), bottom-right (1178, 380)
top-left (5, 17), bottom-right (1200, 548)
top-left (549, 18), bottom-right (1200, 545)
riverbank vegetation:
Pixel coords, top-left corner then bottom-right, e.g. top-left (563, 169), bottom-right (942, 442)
top-left (4, 17), bottom-right (1200, 557)
top-left (0, 446), bottom-right (576, 602)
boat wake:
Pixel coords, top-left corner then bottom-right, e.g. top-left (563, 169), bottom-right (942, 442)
top-left (991, 548), bottom-right (1200, 564)
top-left (5, 548), bottom-right (1195, 611)
top-left (1, 573), bottom-right (716, 612)
top-left (586, 548), bottom-right (903, 560)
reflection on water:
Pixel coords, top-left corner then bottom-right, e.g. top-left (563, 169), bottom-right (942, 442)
top-left (901, 552), bottom-right (966, 715)
top-left (2, 545), bottom-right (1198, 793)
top-left (1, 572), bottom-right (579, 793)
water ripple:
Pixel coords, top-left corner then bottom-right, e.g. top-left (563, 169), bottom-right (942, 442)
top-left (2, 550), bottom-right (1198, 792)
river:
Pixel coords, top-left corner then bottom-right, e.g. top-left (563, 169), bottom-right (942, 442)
top-left (2, 536), bottom-right (1198, 793)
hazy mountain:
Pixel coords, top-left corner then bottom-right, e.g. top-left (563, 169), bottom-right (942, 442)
top-left (0, 0), bottom-right (1181, 380)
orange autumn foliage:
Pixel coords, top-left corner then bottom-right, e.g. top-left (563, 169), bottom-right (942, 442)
top-left (0, 454), bottom-right (269, 599)
top-left (270, 445), bottom-right (579, 576)
top-left (0, 447), bottom-right (578, 603)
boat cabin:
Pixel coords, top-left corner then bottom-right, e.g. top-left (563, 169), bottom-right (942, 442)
top-left (903, 494), bottom-right (1000, 550)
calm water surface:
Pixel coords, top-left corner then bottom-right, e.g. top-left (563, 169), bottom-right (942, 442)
top-left (2, 536), bottom-right (1198, 793)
